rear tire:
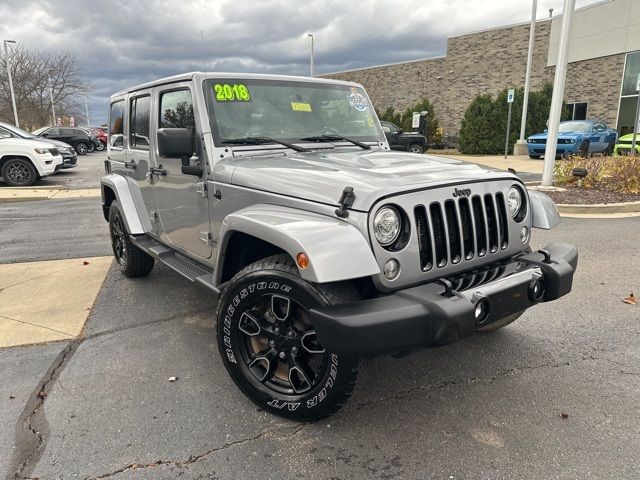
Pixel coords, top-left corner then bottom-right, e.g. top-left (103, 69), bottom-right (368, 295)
top-left (1, 158), bottom-right (38, 186)
top-left (528, 154), bottom-right (541, 159)
top-left (215, 254), bottom-right (359, 421)
top-left (108, 201), bottom-right (154, 277)
top-left (407, 144), bottom-right (424, 154)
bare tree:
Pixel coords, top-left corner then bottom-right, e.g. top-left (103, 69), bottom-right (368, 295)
top-left (0, 44), bottom-right (91, 130)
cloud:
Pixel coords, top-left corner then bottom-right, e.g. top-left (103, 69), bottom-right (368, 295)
top-left (0, 0), bottom-right (603, 124)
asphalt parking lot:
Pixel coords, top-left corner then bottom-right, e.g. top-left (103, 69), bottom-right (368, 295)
top-left (1, 157), bottom-right (639, 479)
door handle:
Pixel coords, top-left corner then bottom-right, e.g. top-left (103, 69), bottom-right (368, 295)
top-left (150, 166), bottom-right (167, 176)
top-left (124, 161), bottom-right (136, 169)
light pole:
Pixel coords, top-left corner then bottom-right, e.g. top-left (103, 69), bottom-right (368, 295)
top-left (542, 0), bottom-right (576, 186)
top-left (307, 33), bottom-right (314, 77)
top-left (84, 95), bottom-right (90, 126)
top-left (3, 40), bottom-right (19, 127)
top-left (48, 74), bottom-right (56, 126)
top-left (514, 0), bottom-right (537, 156)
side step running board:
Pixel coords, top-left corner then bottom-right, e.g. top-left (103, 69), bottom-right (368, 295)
top-left (131, 235), bottom-right (219, 296)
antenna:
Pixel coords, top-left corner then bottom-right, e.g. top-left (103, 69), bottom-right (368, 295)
top-left (201, 30), bottom-right (206, 73)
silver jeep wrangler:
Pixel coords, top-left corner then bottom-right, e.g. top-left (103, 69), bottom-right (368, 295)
top-left (101, 72), bottom-right (578, 420)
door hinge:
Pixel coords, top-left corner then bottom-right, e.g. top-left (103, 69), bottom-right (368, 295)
top-left (150, 211), bottom-right (158, 224)
top-left (195, 182), bottom-right (208, 198)
top-left (200, 231), bottom-right (214, 246)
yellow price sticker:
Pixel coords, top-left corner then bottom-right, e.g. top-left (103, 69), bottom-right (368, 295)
top-left (367, 116), bottom-right (374, 127)
top-left (291, 102), bottom-right (312, 112)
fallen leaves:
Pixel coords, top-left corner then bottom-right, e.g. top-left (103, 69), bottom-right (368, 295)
top-left (560, 412), bottom-right (569, 419)
top-left (622, 293), bottom-right (636, 305)
top-left (82, 261), bottom-right (89, 265)
top-left (169, 376), bottom-right (178, 382)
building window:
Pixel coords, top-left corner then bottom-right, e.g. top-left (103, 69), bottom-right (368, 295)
top-left (617, 51), bottom-right (640, 135)
top-left (564, 102), bottom-right (588, 121)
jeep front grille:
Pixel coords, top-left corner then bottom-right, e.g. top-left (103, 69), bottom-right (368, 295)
top-left (414, 193), bottom-right (509, 272)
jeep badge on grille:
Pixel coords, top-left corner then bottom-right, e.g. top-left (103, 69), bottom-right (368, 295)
top-left (453, 187), bottom-right (471, 198)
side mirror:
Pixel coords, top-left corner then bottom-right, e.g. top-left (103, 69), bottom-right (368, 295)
top-left (543, 129), bottom-right (548, 133)
top-left (157, 128), bottom-right (192, 158)
top-left (181, 164), bottom-right (203, 176)
top-left (42, 132), bottom-right (49, 137)
top-left (382, 126), bottom-right (390, 133)
top-left (397, 129), bottom-right (403, 135)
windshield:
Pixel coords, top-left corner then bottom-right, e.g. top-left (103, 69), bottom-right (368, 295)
top-left (204, 78), bottom-right (383, 146)
top-left (0, 123), bottom-right (36, 139)
top-left (558, 122), bottom-right (591, 133)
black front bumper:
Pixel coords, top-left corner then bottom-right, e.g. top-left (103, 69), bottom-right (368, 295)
top-left (61, 154), bottom-right (78, 169)
top-left (310, 242), bottom-right (578, 356)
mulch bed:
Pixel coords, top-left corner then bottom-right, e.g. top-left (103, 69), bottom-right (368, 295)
top-left (544, 184), bottom-right (640, 205)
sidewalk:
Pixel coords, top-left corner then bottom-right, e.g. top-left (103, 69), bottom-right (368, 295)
top-left (0, 187), bottom-right (100, 203)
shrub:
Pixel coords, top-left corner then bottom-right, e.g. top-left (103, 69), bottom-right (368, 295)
top-left (458, 83), bottom-right (561, 155)
top-left (377, 98), bottom-right (442, 146)
top-left (554, 156), bottom-right (640, 193)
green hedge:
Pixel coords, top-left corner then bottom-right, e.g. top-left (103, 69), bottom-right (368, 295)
top-left (377, 98), bottom-right (442, 146)
top-left (458, 83), bottom-right (564, 155)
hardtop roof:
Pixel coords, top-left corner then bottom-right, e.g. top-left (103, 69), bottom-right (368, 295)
top-left (111, 72), bottom-right (362, 99)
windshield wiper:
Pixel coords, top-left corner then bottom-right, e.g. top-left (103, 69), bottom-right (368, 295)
top-left (299, 134), bottom-right (371, 150)
top-left (222, 136), bottom-right (309, 152)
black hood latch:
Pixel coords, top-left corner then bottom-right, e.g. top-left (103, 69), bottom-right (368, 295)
top-left (335, 186), bottom-right (355, 219)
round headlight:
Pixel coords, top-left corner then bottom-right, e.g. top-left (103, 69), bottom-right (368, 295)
top-left (507, 187), bottom-right (522, 218)
top-left (373, 206), bottom-right (401, 246)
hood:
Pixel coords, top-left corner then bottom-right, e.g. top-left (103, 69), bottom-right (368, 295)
top-left (618, 133), bottom-right (639, 141)
top-left (215, 149), bottom-right (516, 211)
top-left (529, 131), bottom-right (583, 140)
top-left (0, 137), bottom-right (59, 149)
top-left (34, 136), bottom-right (73, 148)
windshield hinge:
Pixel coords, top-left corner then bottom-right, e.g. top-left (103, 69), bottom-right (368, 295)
top-left (335, 186), bottom-right (355, 219)
top-left (196, 182), bottom-right (208, 198)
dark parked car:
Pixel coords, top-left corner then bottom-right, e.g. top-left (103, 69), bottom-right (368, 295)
top-left (0, 121), bottom-right (78, 168)
top-left (380, 121), bottom-right (427, 154)
top-left (31, 126), bottom-right (92, 155)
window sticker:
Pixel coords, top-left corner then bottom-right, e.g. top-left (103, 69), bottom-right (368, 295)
top-left (291, 102), bottom-right (312, 112)
top-left (213, 83), bottom-right (251, 102)
top-left (367, 116), bottom-right (374, 127)
top-left (348, 89), bottom-right (368, 111)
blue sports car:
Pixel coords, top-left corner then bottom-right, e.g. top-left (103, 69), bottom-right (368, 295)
top-left (527, 120), bottom-right (618, 158)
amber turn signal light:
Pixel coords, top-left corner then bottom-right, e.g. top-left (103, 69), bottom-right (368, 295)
top-left (296, 252), bottom-right (309, 269)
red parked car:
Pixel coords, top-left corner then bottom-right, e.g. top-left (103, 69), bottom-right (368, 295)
top-left (90, 126), bottom-right (107, 148)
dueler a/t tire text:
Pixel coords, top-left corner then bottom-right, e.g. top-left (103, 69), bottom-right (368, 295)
top-left (215, 254), bottom-right (359, 421)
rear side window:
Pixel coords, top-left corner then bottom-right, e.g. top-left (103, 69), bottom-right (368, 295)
top-left (109, 101), bottom-right (125, 147)
top-left (159, 89), bottom-right (196, 155)
top-left (130, 96), bottom-right (150, 150)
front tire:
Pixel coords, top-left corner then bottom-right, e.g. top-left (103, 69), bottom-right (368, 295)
top-left (528, 154), bottom-right (541, 159)
top-left (215, 254), bottom-right (359, 421)
top-left (407, 144), bottom-right (424, 154)
top-left (75, 142), bottom-right (89, 155)
top-left (578, 140), bottom-right (589, 158)
top-left (96, 141), bottom-right (106, 151)
top-left (108, 201), bottom-right (154, 277)
top-left (1, 158), bottom-right (38, 186)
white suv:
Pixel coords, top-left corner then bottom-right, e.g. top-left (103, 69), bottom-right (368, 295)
top-left (0, 134), bottom-right (64, 186)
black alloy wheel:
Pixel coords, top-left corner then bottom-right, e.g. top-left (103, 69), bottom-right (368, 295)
top-left (216, 255), bottom-right (359, 421)
top-left (1, 158), bottom-right (37, 186)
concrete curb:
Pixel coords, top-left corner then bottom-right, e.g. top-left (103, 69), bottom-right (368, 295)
top-left (0, 187), bottom-right (100, 203)
top-left (556, 200), bottom-right (640, 214)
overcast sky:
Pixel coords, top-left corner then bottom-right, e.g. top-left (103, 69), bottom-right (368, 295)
top-left (0, 0), bottom-right (603, 125)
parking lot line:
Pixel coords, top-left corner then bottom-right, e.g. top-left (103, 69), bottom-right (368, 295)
top-left (0, 257), bottom-right (112, 348)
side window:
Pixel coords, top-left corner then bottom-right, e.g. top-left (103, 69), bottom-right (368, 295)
top-left (382, 122), bottom-right (398, 134)
top-left (0, 127), bottom-right (12, 139)
top-left (109, 101), bottom-right (125, 148)
top-left (593, 122), bottom-right (605, 132)
top-left (130, 95), bottom-right (150, 150)
top-left (159, 89), bottom-right (196, 155)
top-left (61, 128), bottom-right (75, 136)
top-left (47, 128), bottom-right (61, 136)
